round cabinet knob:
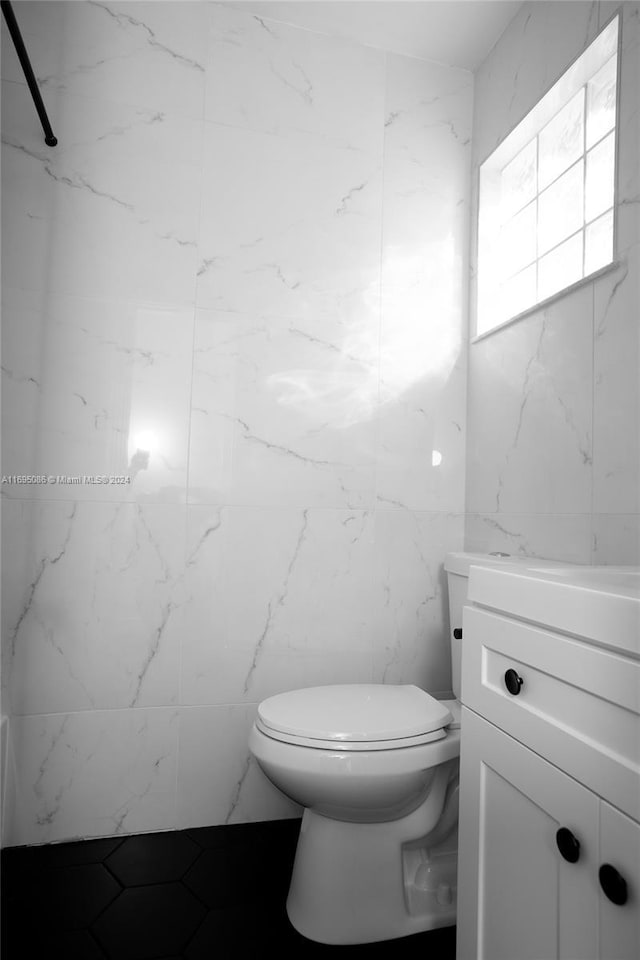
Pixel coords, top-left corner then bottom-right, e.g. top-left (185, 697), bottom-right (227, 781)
top-left (599, 864), bottom-right (628, 906)
top-left (453, 628), bottom-right (463, 640)
top-left (556, 827), bottom-right (581, 863)
top-left (504, 668), bottom-right (524, 696)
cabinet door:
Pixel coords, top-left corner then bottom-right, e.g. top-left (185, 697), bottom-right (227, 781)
top-left (599, 801), bottom-right (640, 960)
top-left (457, 707), bottom-right (599, 960)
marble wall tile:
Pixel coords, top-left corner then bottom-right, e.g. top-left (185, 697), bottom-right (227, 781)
top-left (613, 2), bottom-right (640, 255)
top-left (7, 708), bottom-right (179, 845)
top-left (464, 513), bottom-right (593, 564)
top-left (206, 4), bottom-right (385, 153)
top-left (186, 309), bottom-right (239, 506)
top-left (372, 511), bottom-right (465, 694)
top-left (377, 54), bottom-right (471, 513)
top-left (196, 122), bottom-right (382, 320)
top-left (3, 499), bottom-right (187, 715)
top-left (1, 1), bottom-right (207, 120)
top-left (180, 506), bottom-right (376, 706)
top-left (1, 716), bottom-right (15, 848)
top-left (466, 0), bottom-right (639, 567)
top-left (381, 53), bottom-right (472, 267)
top-left (466, 284), bottom-right (594, 515)
top-left (592, 514), bottom-right (640, 564)
top-left (472, 1), bottom-right (600, 165)
top-left (1, 288), bottom-right (194, 503)
top-left (2, 2), bottom-right (472, 844)
top-left (1, 81), bottom-right (202, 303)
top-left (593, 246), bottom-right (640, 514)
top-left (177, 704), bottom-right (299, 830)
top-left (188, 309), bottom-right (378, 509)
top-left (376, 352), bottom-right (467, 513)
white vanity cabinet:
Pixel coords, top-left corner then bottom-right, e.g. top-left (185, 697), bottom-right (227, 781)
top-left (456, 567), bottom-right (640, 960)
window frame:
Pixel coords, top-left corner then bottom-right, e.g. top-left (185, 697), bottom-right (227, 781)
top-left (472, 10), bottom-right (622, 343)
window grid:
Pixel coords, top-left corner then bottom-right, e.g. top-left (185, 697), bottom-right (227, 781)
top-left (477, 16), bottom-right (619, 337)
top-left (498, 68), bottom-right (616, 304)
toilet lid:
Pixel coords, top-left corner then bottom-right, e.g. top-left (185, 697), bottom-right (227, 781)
top-left (257, 684), bottom-right (453, 743)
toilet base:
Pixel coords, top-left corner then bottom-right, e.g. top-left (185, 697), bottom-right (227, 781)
top-left (286, 798), bottom-right (457, 944)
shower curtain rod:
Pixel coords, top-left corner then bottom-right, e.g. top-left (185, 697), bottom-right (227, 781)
top-left (1, 0), bottom-right (57, 146)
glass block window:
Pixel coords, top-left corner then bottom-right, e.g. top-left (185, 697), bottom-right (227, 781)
top-left (476, 16), bottom-right (619, 337)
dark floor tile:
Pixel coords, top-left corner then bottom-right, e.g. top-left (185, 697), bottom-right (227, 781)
top-left (92, 882), bottom-right (206, 959)
top-left (183, 818), bottom-right (299, 912)
top-left (1, 838), bottom-right (125, 904)
top-left (105, 831), bottom-right (201, 886)
top-left (187, 817), bottom-right (301, 851)
top-left (2, 917), bottom-right (109, 959)
top-left (183, 839), bottom-right (293, 910)
top-left (186, 904), bottom-right (454, 960)
top-left (185, 902), bottom-right (291, 959)
top-left (3, 836), bottom-right (123, 871)
top-left (5, 862), bottom-right (121, 930)
top-left (1, 821), bottom-right (455, 960)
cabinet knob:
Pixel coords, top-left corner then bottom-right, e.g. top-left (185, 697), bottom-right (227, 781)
top-left (504, 668), bottom-right (524, 696)
top-left (453, 628), bottom-right (462, 640)
top-left (599, 864), bottom-right (628, 906)
top-left (556, 827), bottom-right (581, 863)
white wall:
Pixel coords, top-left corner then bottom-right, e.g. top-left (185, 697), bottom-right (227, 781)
top-left (465, 1), bottom-right (640, 563)
top-left (0, 2), bottom-right (471, 845)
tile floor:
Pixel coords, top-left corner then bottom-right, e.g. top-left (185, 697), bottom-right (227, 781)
top-left (1, 819), bottom-right (457, 958)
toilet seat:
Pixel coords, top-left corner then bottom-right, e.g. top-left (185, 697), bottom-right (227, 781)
top-left (256, 684), bottom-right (454, 752)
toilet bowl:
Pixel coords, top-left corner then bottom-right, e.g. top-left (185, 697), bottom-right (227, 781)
top-left (250, 551), bottom-right (566, 944)
top-left (250, 684), bottom-right (461, 943)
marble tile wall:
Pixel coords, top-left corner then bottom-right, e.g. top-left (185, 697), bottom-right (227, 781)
top-left (1, 2), bottom-right (471, 845)
top-left (465, 1), bottom-right (640, 564)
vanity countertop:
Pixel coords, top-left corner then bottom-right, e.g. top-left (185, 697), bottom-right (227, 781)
top-left (466, 564), bottom-right (640, 657)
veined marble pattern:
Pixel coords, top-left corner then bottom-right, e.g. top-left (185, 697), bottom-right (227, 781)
top-left (9, 708), bottom-right (179, 845)
top-left (464, 513), bottom-right (593, 564)
top-left (1, 81), bottom-right (202, 303)
top-left (465, 0), bottom-right (639, 573)
top-left (377, 54), bottom-right (471, 512)
top-left (1, 288), bottom-right (194, 502)
top-left (592, 514), bottom-right (640, 564)
top-left (1, 2), bottom-right (474, 845)
top-left (3, 499), bottom-right (187, 715)
top-left (179, 506), bottom-right (376, 706)
top-left (376, 358), bottom-right (467, 513)
top-left (196, 122), bottom-right (383, 317)
top-left (207, 4), bottom-right (385, 153)
top-left (0, 0), bottom-right (208, 120)
top-left (607, 2), bottom-right (640, 258)
top-left (372, 511), bottom-right (464, 692)
top-left (188, 309), bottom-right (379, 508)
top-left (177, 704), bottom-right (299, 830)
top-left (472, 1), bottom-right (600, 164)
top-left (593, 246), bottom-right (640, 515)
top-left (466, 283), bottom-right (594, 516)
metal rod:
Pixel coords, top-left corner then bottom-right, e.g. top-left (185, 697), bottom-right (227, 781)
top-left (1, 0), bottom-right (57, 146)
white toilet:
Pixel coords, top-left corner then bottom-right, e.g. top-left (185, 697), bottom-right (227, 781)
top-left (249, 551), bottom-right (557, 944)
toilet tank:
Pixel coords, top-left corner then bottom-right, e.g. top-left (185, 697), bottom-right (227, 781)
top-left (444, 552), bottom-right (568, 699)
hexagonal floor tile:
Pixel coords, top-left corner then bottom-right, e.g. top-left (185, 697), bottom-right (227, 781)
top-left (30, 863), bottom-right (120, 928)
top-left (92, 882), bottom-right (206, 959)
top-left (1, 923), bottom-right (108, 960)
top-left (185, 903), bottom-right (292, 959)
top-left (183, 835), bottom-right (295, 910)
top-left (105, 830), bottom-right (201, 886)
